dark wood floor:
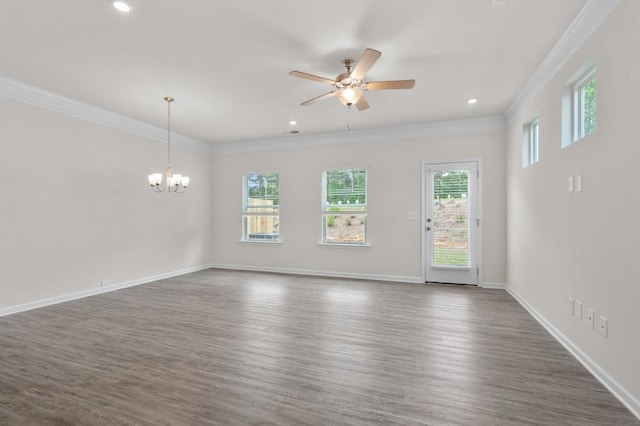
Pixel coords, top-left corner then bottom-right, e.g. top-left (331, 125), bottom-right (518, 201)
top-left (0, 269), bottom-right (637, 425)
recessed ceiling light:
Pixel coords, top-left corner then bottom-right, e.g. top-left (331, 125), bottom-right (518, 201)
top-left (289, 120), bottom-right (297, 126)
top-left (467, 98), bottom-right (478, 105)
top-left (112, 1), bottom-right (132, 13)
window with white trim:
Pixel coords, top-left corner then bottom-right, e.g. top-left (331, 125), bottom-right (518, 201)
top-left (242, 173), bottom-right (279, 241)
top-left (322, 169), bottom-right (367, 244)
top-left (562, 65), bottom-right (596, 147)
top-left (523, 117), bottom-right (539, 167)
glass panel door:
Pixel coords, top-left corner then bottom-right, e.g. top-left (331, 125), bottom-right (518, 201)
top-left (425, 162), bottom-right (478, 285)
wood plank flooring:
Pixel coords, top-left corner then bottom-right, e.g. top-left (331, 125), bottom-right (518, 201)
top-left (0, 269), bottom-right (637, 425)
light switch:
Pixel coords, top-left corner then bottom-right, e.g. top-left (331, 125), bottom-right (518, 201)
top-left (568, 176), bottom-right (574, 192)
top-left (587, 309), bottom-right (594, 328)
top-left (574, 300), bottom-right (582, 319)
top-left (575, 174), bottom-right (582, 192)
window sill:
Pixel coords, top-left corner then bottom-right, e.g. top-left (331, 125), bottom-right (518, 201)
top-left (317, 242), bottom-right (371, 248)
top-left (239, 240), bottom-right (282, 245)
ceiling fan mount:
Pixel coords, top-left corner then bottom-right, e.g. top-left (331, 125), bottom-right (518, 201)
top-left (289, 48), bottom-right (415, 111)
top-left (341, 58), bottom-right (355, 73)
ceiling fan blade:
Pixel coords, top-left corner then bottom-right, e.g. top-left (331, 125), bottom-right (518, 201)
top-left (365, 80), bottom-right (416, 90)
top-left (289, 71), bottom-right (335, 85)
top-left (355, 96), bottom-right (369, 111)
top-left (351, 48), bottom-right (382, 80)
top-left (301, 91), bottom-right (338, 106)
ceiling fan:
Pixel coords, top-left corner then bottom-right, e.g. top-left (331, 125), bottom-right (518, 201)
top-left (290, 48), bottom-right (415, 111)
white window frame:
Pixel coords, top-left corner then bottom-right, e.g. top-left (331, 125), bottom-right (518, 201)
top-left (242, 173), bottom-right (280, 243)
top-left (522, 117), bottom-right (539, 167)
top-left (321, 169), bottom-right (368, 245)
top-left (563, 65), bottom-right (596, 147)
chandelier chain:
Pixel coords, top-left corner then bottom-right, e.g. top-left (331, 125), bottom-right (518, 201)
top-left (165, 96), bottom-right (173, 168)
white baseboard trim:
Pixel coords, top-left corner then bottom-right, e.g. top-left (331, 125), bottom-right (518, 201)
top-left (0, 264), bottom-right (213, 318)
top-left (210, 263), bottom-right (423, 284)
top-left (481, 282), bottom-right (506, 289)
top-left (506, 285), bottom-right (640, 420)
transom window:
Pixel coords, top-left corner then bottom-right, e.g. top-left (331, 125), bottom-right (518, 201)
top-left (573, 67), bottom-right (597, 141)
top-left (321, 169), bottom-right (367, 244)
top-left (523, 117), bottom-right (539, 167)
top-left (242, 173), bottom-right (279, 242)
top-left (563, 65), bottom-right (596, 147)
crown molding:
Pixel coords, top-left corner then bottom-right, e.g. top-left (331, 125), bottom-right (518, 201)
top-left (0, 75), bottom-right (211, 153)
top-left (0, 0), bottom-right (618, 154)
top-left (505, 0), bottom-right (622, 121)
top-left (0, 72), bottom-right (504, 155)
top-left (211, 116), bottom-right (506, 155)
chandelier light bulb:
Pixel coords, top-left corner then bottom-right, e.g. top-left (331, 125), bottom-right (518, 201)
top-left (148, 173), bottom-right (162, 187)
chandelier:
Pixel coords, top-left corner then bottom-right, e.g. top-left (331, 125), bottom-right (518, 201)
top-left (148, 97), bottom-right (190, 193)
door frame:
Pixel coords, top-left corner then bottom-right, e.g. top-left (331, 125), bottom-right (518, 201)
top-left (421, 159), bottom-right (483, 285)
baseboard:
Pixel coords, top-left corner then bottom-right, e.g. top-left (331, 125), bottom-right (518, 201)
top-left (506, 285), bottom-right (640, 420)
top-left (210, 263), bottom-right (423, 284)
top-left (481, 281), bottom-right (506, 289)
top-left (0, 264), bottom-right (214, 318)
top-left (1, 264), bottom-right (419, 318)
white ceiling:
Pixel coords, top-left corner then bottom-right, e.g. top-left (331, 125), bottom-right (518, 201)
top-left (0, 0), bottom-right (587, 145)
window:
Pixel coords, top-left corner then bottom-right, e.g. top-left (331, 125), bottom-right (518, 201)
top-left (242, 173), bottom-right (279, 241)
top-left (522, 117), bottom-right (539, 167)
top-left (563, 65), bottom-right (596, 147)
top-left (574, 67), bottom-right (597, 141)
top-left (322, 169), bottom-right (367, 244)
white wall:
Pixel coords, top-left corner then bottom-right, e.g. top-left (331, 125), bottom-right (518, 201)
top-left (506, 0), bottom-right (640, 407)
top-left (0, 98), bottom-right (214, 311)
top-left (211, 122), bottom-right (506, 285)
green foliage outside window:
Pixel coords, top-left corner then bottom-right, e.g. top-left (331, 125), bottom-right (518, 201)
top-left (433, 171), bottom-right (468, 200)
top-left (583, 77), bottom-right (596, 137)
top-left (324, 169), bottom-right (366, 206)
top-left (246, 173), bottom-right (279, 206)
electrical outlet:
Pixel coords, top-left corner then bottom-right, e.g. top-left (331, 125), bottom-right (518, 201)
top-left (568, 297), bottom-right (574, 315)
top-left (586, 309), bottom-right (594, 328)
top-left (574, 300), bottom-right (582, 319)
top-left (598, 316), bottom-right (608, 337)
top-left (101, 279), bottom-right (112, 287)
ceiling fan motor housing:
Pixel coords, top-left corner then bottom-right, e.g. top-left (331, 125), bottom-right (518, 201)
top-left (336, 72), bottom-right (359, 88)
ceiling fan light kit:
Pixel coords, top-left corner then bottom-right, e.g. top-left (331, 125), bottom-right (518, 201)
top-left (290, 48), bottom-right (415, 111)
